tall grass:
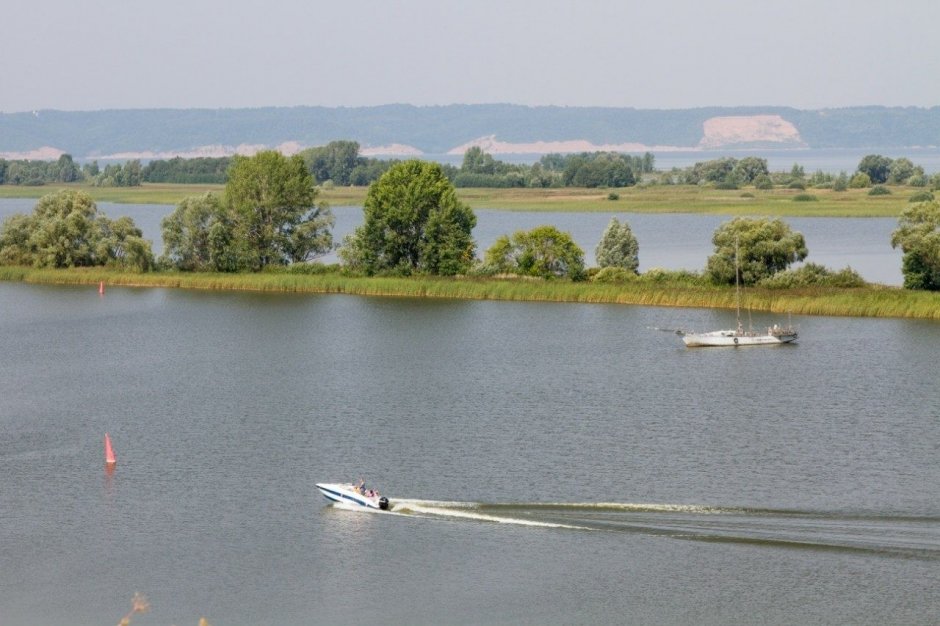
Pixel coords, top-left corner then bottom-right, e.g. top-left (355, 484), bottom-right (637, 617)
top-left (3, 266), bottom-right (939, 320)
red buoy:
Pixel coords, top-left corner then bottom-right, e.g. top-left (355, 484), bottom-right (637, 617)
top-left (104, 433), bottom-right (116, 465)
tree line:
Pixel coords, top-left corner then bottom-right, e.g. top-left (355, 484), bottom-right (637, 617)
top-left (3, 145), bottom-right (939, 194)
top-left (1, 152), bottom-right (938, 291)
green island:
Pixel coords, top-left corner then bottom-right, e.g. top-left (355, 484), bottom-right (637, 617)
top-left (2, 152), bottom-right (939, 320)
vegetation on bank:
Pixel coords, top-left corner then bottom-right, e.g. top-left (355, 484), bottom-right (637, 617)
top-left (0, 181), bottom-right (931, 217)
top-left (2, 264), bottom-right (938, 320)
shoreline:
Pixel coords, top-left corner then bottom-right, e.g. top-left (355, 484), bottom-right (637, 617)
top-left (0, 183), bottom-right (918, 217)
top-left (2, 267), bottom-right (938, 321)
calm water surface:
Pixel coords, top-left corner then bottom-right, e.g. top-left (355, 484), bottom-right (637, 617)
top-left (0, 283), bottom-right (938, 625)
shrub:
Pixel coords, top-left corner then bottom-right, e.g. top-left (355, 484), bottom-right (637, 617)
top-left (758, 263), bottom-right (866, 288)
top-left (607, 192), bottom-right (619, 200)
top-left (792, 193), bottom-right (818, 202)
top-left (787, 181), bottom-right (806, 190)
top-left (715, 181), bottom-right (738, 190)
top-left (909, 190), bottom-right (935, 203)
top-left (754, 175), bottom-right (774, 190)
top-left (739, 192), bottom-right (755, 198)
top-left (868, 185), bottom-right (891, 196)
top-left (591, 266), bottom-right (637, 283)
top-left (849, 172), bottom-right (872, 188)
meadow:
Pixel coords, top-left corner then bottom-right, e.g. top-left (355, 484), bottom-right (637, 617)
top-left (0, 182), bottom-right (921, 217)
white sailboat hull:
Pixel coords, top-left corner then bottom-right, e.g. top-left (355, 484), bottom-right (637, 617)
top-left (682, 329), bottom-right (797, 347)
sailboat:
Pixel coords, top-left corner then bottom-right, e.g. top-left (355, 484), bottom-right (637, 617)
top-left (681, 239), bottom-right (798, 347)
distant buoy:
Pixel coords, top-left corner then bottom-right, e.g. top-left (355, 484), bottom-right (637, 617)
top-left (98, 281), bottom-right (105, 295)
top-left (104, 433), bottom-right (116, 465)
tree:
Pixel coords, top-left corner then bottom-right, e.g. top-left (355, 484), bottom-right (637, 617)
top-left (857, 154), bottom-right (893, 184)
top-left (225, 151), bottom-right (334, 270)
top-left (301, 140), bottom-right (362, 185)
top-left (891, 200), bottom-right (940, 290)
top-left (732, 157), bottom-right (769, 185)
top-left (887, 158), bottom-right (915, 185)
top-left (705, 217), bottom-right (808, 285)
top-left (160, 192), bottom-right (235, 271)
top-left (0, 190), bottom-right (153, 270)
top-left (340, 160), bottom-right (476, 275)
top-left (595, 217), bottom-right (639, 272)
top-left (484, 225), bottom-right (585, 280)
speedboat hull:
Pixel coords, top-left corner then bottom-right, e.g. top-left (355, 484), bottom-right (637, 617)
top-left (316, 483), bottom-right (389, 510)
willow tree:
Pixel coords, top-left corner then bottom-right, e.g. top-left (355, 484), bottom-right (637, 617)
top-left (0, 189), bottom-right (153, 270)
top-left (595, 217), bottom-right (639, 272)
top-left (891, 200), bottom-right (940, 290)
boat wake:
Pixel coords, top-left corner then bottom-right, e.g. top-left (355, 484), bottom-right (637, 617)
top-left (382, 500), bottom-right (940, 559)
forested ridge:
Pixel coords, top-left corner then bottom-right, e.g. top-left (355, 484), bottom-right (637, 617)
top-left (2, 105), bottom-right (939, 157)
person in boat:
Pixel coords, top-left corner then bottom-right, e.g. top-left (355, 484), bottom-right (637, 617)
top-left (355, 478), bottom-right (365, 494)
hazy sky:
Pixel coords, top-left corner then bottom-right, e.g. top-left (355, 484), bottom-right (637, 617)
top-left (2, 0), bottom-right (938, 112)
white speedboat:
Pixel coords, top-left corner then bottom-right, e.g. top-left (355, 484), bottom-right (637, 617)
top-left (316, 482), bottom-right (390, 510)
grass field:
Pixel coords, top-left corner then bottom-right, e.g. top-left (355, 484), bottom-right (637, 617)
top-left (2, 266), bottom-right (938, 320)
top-left (0, 182), bottom-right (921, 217)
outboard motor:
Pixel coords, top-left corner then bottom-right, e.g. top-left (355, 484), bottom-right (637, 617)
top-left (379, 497), bottom-right (389, 510)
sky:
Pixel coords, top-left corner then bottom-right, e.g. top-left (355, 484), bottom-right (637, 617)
top-left (2, 0), bottom-right (939, 113)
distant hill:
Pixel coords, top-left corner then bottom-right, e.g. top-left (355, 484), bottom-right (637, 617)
top-left (1, 104), bottom-right (939, 160)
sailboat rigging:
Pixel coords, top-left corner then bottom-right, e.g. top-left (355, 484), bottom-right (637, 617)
top-left (681, 238), bottom-right (798, 347)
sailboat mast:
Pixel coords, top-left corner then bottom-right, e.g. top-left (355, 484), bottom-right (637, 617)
top-left (735, 236), bottom-right (741, 325)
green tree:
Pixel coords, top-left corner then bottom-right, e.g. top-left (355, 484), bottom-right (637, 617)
top-left (301, 140), bottom-right (362, 185)
top-left (891, 200), bottom-right (940, 290)
top-left (595, 217), bottom-right (639, 272)
top-left (484, 225), bottom-right (585, 280)
top-left (705, 217), bottom-right (808, 285)
top-left (0, 190), bottom-right (153, 270)
top-left (225, 151), bottom-right (333, 270)
top-left (857, 154), bottom-right (893, 184)
top-left (340, 160), bottom-right (476, 275)
top-left (732, 157), bottom-right (769, 184)
top-left (849, 172), bottom-right (872, 188)
top-left (887, 157), bottom-right (915, 185)
top-left (160, 192), bottom-right (235, 271)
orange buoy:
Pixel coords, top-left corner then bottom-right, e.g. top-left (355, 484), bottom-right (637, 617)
top-left (104, 433), bottom-right (116, 465)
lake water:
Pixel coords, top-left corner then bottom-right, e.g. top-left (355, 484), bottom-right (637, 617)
top-left (0, 283), bottom-right (938, 625)
top-left (0, 199), bottom-right (905, 285)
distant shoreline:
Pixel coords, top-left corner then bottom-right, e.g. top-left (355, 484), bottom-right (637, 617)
top-left (0, 183), bottom-right (918, 217)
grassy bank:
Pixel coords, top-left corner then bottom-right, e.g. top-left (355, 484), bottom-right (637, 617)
top-left (2, 266), bottom-right (938, 320)
top-left (0, 183), bottom-right (919, 217)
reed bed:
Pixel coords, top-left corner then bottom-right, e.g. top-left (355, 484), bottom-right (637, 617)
top-left (3, 266), bottom-right (939, 320)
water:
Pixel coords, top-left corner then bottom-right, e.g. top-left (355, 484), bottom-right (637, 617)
top-left (0, 283), bottom-right (938, 625)
top-left (1, 199), bottom-right (903, 284)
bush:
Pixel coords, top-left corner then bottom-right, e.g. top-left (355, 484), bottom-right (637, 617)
top-left (850, 172), bottom-right (872, 188)
top-left (639, 267), bottom-right (704, 286)
top-left (607, 192), bottom-right (619, 200)
top-left (909, 190), bottom-right (935, 203)
top-left (813, 182), bottom-right (833, 189)
top-left (792, 193), bottom-right (818, 202)
top-left (787, 181), bottom-right (806, 190)
top-left (758, 263), bottom-right (866, 288)
top-left (754, 175), bottom-right (774, 190)
top-left (715, 181), bottom-right (738, 190)
top-left (739, 192), bottom-right (755, 198)
top-left (868, 185), bottom-right (891, 196)
top-left (591, 266), bottom-right (637, 283)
